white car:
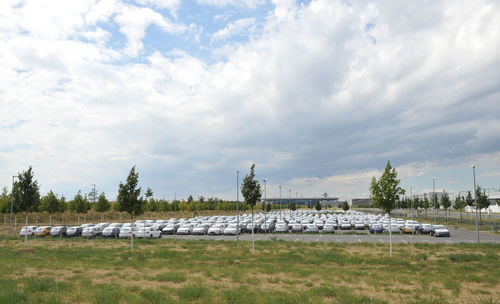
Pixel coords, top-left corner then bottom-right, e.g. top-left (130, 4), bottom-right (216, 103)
top-left (431, 225), bottom-right (450, 237)
top-left (208, 224), bottom-right (225, 235)
top-left (20, 226), bottom-right (38, 236)
top-left (176, 225), bottom-right (194, 235)
top-left (119, 227), bottom-right (138, 238)
top-left (305, 224), bottom-right (319, 233)
top-left (340, 222), bottom-right (351, 230)
top-left (82, 226), bottom-right (102, 238)
top-left (223, 224), bottom-right (239, 235)
top-left (275, 223), bottom-right (288, 233)
top-left (322, 223), bottom-right (335, 233)
top-left (386, 223), bottom-right (400, 233)
top-left (136, 227), bottom-right (161, 238)
top-left (192, 224), bottom-right (209, 235)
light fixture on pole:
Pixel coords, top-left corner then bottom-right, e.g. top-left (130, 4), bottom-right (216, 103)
top-left (236, 170), bottom-right (240, 242)
top-left (432, 178), bottom-right (438, 224)
top-left (471, 165), bottom-right (479, 245)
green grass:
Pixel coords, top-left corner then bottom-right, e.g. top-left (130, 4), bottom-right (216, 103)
top-left (0, 236), bottom-right (498, 303)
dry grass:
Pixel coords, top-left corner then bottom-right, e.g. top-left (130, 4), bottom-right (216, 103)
top-left (0, 236), bottom-right (498, 303)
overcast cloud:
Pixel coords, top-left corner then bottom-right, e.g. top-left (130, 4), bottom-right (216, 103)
top-left (1, 0), bottom-right (499, 201)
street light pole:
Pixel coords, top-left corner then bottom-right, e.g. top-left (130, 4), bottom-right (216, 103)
top-left (279, 185), bottom-right (282, 220)
top-left (263, 179), bottom-right (267, 233)
top-left (174, 192), bottom-right (177, 219)
top-left (410, 185), bottom-right (413, 219)
top-left (471, 165), bottom-right (479, 245)
top-left (236, 170), bottom-right (240, 242)
top-left (9, 175), bottom-right (19, 236)
top-left (433, 178), bottom-right (438, 224)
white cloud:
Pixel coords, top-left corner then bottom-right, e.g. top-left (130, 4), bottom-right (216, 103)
top-left (114, 4), bottom-right (187, 56)
top-left (1, 0), bottom-right (500, 200)
top-left (197, 0), bottom-right (265, 8)
top-left (211, 17), bottom-right (256, 42)
top-left (135, 0), bottom-right (182, 18)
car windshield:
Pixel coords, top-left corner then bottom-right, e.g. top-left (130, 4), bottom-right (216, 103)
top-left (434, 225), bottom-right (445, 229)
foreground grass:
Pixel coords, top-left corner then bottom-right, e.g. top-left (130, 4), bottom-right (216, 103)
top-left (0, 237), bottom-right (498, 304)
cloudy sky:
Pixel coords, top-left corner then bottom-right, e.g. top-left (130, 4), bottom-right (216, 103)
top-left (1, 0), bottom-right (499, 201)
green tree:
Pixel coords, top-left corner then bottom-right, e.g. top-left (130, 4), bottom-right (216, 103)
top-left (370, 161), bottom-right (405, 214)
top-left (441, 191), bottom-right (451, 221)
top-left (476, 186), bottom-right (490, 224)
top-left (145, 187), bottom-right (153, 199)
top-left (95, 192), bottom-right (111, 215)
top-left (59, 195), bottom-right (68, 213)
top-left (40, 190), bottom-right (60, 225)
top-left (342, 201), bottom-right (349, 211)
top-left (290, 201), bottom-right (296, 211)
top-left (69, 191), bottom-right (90, 214)
top-left (0, 187), bottom-right (10, 213)
top-left (12, 166), bottom-right (40, 248)
top-left (266, 201), bottom-right (271, 212)
top-left (465, 191), bottom-right (474, 207)
top-left (188, 200), bottom-right (196, 217)
top-left (117, 166), bottom-right (144, 252)
top-left (453, 195), bottom-right (466, 222)
top-left (315, 200), bottom-right (322, 211)
top-left (241, 164), bottom-right (261, 254)
top-left (369, 160), bottom-right (404, 256)
top-left (179, 201), bottom-right (188, 217)
top-left (422, 196), bottom-right (430, 218)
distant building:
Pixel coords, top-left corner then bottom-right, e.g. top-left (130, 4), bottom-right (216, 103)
top-left (351, 198), bottom-right (372, 207)
top-left (265, 197), bottom-right (339, 208)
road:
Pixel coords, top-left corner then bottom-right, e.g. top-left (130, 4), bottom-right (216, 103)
top-left (162, 228), bottom-right (500, 244)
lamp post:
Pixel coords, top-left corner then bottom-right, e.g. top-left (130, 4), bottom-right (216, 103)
top-left (9, 175), bottom-right (19, 236)
top-left (471, 165), bottom-right (479, 245)
top-left (433, 178), bottom-right (438, 224)
top-left (236, 170), bottom-right (240, 242)
top-left (174, 192), bottom-right (177, 219)
top-left (278, 185), bottom-right (282, 219)
top-left (410, 185), bottom-right (413, 219)
top-left (263, 179), bottom-right (267, 233)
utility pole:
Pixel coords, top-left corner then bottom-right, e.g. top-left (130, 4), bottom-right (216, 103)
top-left (174, 192), bottom-right (177, 218)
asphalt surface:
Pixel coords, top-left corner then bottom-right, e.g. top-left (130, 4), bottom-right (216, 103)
top-left (162, 229), bottom-right (500, 244)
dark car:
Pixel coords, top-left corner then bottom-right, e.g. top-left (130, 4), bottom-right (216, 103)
top-left (369, 224), bottom-right (384, 234)
top-left (50, 226), bottom-right (68, 237)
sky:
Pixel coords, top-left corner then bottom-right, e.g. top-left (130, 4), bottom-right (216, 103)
top-left (1, 0), bottom-right (500, 201)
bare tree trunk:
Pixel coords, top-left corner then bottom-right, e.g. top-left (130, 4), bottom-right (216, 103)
top-left (389, 216), bottom-right (392, 257)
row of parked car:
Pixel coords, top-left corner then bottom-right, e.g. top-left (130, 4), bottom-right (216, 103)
top-left (18, 210), bottom-right (451, 238)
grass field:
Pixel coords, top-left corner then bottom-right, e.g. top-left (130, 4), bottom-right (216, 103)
top-left (0, 237), bottom-right (498, 304)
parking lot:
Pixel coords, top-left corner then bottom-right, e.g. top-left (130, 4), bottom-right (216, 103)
top-left (162, 227), bottom-right (500, 244)
top-left (19, 209), bottom-right (500, 244)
